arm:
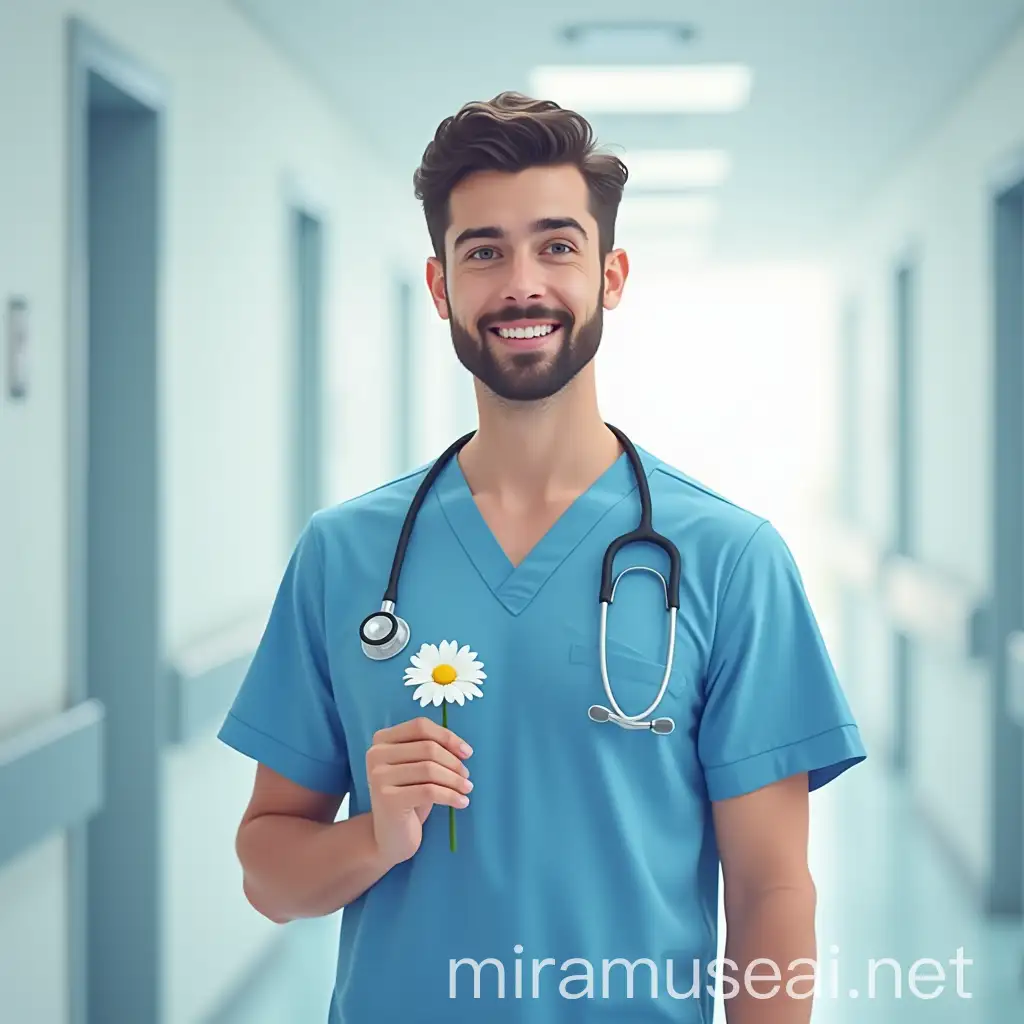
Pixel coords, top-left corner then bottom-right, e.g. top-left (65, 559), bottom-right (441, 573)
top-left (236, 763), bottom-right (395, 924)
top-left (713, 771), bottom-right (817, 1023)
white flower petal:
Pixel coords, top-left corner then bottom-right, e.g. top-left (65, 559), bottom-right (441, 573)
top-left (431, 688), bottom-right (445, 707)
top-left (463, 682), bottom-right (484, 699)
top-left (453, 681), bottom-right (478, 702)
top-left (419, 692), bottom-right (433, 707)
top-left (411, 682), bottom-right (432, 702)
top-left (451, 688), bottom-right (466, 705)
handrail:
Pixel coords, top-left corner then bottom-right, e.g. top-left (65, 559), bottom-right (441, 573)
top-left (166, 614), bottom-right (266, 744)
top-left (0, 699), bottom-right (104, 868)
top-left (880, 554), bottom-right (988, 661)
top-left (824, 519), bottom-right (885, 590)
top-left (825, 518), bottom-right (988, 661)
top-left (1005, 631), bottom-right (1024, 727)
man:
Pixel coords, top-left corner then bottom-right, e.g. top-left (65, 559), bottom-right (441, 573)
top-left (219, 92), bottom-right (866, 1023)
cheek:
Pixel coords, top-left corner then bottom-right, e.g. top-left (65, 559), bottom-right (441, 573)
top-left (448, 276), bottom-right (490, 323)
top-left (563, 278), bottom-right (600, 321)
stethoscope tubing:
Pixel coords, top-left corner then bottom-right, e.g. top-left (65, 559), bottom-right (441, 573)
top-left (360, 425), bottom-right (681, 734)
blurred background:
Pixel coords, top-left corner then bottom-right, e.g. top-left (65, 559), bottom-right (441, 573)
top-left (2, 0), bottom-right (1024, 1020)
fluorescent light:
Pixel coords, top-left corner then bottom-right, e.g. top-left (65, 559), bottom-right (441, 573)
top-left (617, 194), bottom-right (719, 229)
top-left (529, 64), bottom-right (753, 113)
top-left (621, 149), bottom-right (732, 189)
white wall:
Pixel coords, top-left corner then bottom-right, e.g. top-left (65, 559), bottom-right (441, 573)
top-left (825, 20), bottom-right (1024, 886)
top-left (0, 0), bottom-right (457, 1021)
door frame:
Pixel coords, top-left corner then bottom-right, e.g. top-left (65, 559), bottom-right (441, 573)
top-left (283, 175), bottom-right (329, 538)
top-left (393, 274), bottom-right (415, 475)
top-left (989, 144), bottom-right (1024, 916)
top-left (67, 17), bottom-right (168, 1024)
top-left (890, 242), bottom-right (921, 774)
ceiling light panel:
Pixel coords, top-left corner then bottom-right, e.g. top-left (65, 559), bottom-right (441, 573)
top-left (620, 149), bottom-right (733, 189)
top-left (528, 64), bottom-right (753, 113)
top-left (617, 194), bottom-right (720, 229)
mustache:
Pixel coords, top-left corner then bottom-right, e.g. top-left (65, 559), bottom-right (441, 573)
top-left (478, 306), bottom-right (574, 331)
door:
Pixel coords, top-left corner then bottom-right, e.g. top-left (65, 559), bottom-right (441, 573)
top-left (291, 208), bottom-right (325, 541)
top-left (394, 276), bottom-right (415, 474)
top-left (68, 20), bottom-right (166, 1024)
top-left (891, 260), bottom-right (916, 773)
top-left (991, 160), bottom-right (1024, 917)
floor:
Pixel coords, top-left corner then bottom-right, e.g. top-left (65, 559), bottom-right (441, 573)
top-left (798, 756), bottom-right (1023, 1023)
top-left (213, 757), bottom-right (1024, 1023)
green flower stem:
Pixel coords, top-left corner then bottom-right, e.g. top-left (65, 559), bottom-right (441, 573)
top-left (442, 701), bottom-right (456, 852)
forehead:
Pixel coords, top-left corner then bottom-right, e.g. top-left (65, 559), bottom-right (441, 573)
top-left (446, 164), bottom-right (593, 241)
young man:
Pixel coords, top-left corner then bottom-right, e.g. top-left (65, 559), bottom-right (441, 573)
top-left (219, 92), bottom-right (866, 1023)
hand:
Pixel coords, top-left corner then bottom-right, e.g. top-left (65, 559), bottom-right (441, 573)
top-left (366, 716), bottom-right (474, 866)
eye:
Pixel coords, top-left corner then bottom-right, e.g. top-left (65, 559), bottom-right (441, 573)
top-left (468, 247), bottom-right (499, 261)
top-left (547, 241), bottom-right (575, 255)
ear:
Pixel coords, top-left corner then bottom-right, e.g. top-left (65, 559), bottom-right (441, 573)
top-left (425, 257), bottom-right (449, 320)
top-left (601, 248), bottom-right (629, 311)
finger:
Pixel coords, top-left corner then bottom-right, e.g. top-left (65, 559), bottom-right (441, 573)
top-left (373, 760), bottom-right (474, 796)
top-left (381, 782), bottom-right (470, 811)
top-left (374, 716), bottom-right (473, 758)
top-left (374, 739), bottom-right (469, 777)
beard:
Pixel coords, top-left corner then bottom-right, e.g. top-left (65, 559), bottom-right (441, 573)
top-left (447, 283), bottom-right (605, 403)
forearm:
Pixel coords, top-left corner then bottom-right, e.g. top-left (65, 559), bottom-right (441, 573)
top-left (722, 882), bottom-right (817, 1023)
top-left (237, 810), bottom-right (395, 923)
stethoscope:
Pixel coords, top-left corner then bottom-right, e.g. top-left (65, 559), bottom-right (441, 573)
top-left (358, 424), bottom-right (680, 735)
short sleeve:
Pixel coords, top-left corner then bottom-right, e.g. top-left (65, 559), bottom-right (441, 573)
top-left (698, 520), bottom-right (866, 802)
top-left (217, 516), bottom-right (351, 795)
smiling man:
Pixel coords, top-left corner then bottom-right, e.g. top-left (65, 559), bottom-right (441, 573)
top-left (218, 92), bottom-right (867, 1024)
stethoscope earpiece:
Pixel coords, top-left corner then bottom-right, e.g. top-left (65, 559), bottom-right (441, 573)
top-left (589, 704), bottom-right (676, 734)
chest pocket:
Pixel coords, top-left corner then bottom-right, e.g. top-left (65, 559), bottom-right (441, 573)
top-left (566, 634), bottom-right (678, 711)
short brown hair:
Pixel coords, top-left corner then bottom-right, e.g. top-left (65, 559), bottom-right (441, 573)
top-left (413, 91), bottom-right (628, 262)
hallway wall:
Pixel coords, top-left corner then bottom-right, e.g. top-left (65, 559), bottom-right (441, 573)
top-left (0, 0), bottom-right (459, 1021)
top-left (827, 18), bottom-right (1024, 901)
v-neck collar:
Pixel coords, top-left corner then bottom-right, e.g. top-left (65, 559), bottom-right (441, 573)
top-left (432, 445), bottom-right (657, 615)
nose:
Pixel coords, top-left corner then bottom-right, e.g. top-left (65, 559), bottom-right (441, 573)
top-left (502, 249), bottom-right (545, 304)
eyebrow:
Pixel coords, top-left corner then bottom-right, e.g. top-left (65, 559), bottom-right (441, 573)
top-left (452, 217), bottom-right (589, 250)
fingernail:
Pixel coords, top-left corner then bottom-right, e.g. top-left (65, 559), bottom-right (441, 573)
top-left (460, 743), bottom-right (473, 757)
top-left (464, 779), bottom-right (474, 792)
top-left (457, 795), bottom-right (469, 807)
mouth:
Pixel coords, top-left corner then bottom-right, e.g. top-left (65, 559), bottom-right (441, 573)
top-left (487, 321), bottom-right (563, 350)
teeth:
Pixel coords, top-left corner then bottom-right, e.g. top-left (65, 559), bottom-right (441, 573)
top-left (497, 324), bottom-right (556, 339)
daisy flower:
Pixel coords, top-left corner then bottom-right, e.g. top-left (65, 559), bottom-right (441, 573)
top-left (403, 640), bottom-right (486, 707)
top-left (403, 640), bottom-right (486, 851)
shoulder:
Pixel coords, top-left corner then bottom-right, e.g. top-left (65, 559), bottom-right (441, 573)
top-left (306, 463), bottom-right (431, 546)
top-left (637, 447), bottom-right (805, 605)
top-left (642, 449), bottom-right (772, 554)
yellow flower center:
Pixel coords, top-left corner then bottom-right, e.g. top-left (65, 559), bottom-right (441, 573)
top-left (432, 664), bottom-right (457, 685)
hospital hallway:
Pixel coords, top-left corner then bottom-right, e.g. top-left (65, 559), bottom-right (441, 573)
top-left (4, 0), bottom-right (1024, 1021)
top-left (211, 755), bottom-right (1024, 1023)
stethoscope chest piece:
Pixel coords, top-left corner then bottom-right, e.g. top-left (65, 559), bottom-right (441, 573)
top-left (359, 601), bottom-right (410, 660)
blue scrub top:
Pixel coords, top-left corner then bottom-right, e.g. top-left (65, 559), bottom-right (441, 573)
top-left (218, 443), bottom-right (866, 1024)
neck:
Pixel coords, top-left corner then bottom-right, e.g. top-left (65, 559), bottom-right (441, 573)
top-left (458, 368), bottom-right (621, 503)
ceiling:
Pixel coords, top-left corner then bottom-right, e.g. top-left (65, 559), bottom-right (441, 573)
top-left (233, 0), bottom-right (1024, 263)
